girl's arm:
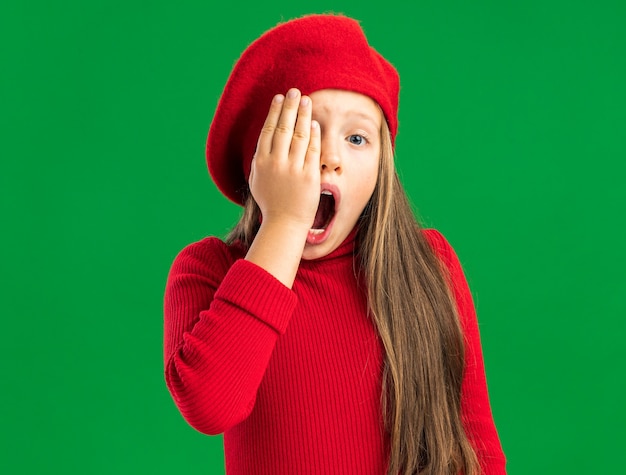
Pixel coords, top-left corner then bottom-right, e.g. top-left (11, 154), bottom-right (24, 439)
top-left (164, 89), bottom-right (320, 435)
top-left (163, 237), bottom-right (297, 435)
top-left (424, 229), bottom-right (507, 474)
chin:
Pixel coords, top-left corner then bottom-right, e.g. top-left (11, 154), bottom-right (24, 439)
top-left (301, 240), bottom-right (336, 261)
top-left (301, 245), bottom-right (330, 261)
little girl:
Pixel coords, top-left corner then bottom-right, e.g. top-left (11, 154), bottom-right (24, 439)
top-left (164, 14), bottom-right (506, 475)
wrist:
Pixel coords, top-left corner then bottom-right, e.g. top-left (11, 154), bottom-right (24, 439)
top-left (244, 219), bottom-right (309, 289)
top-left (258, 215), bottom-right (312, 237)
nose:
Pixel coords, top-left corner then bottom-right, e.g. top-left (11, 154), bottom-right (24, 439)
top-left (320, 135), bottom-right (342, 173)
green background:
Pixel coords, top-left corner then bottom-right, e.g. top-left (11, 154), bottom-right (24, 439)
top-left (2, 0), bottom-right (625, 473)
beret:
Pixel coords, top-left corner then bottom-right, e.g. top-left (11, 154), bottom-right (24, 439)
top-left (206, 14), bottom-right (400, 205)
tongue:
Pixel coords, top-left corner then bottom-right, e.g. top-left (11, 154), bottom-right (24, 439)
top-left (312, 194), bottom-right (334, 229)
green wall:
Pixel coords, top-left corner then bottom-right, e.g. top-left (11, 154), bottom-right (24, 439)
top-left (2, 1), bottom-right (624, 473)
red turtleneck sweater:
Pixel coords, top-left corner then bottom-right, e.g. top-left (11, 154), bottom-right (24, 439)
top-left (163, 228), bottom-right (506, 474)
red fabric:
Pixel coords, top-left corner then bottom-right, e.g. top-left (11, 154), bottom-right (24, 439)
top-left (163, 229), bottom-right (506, 474)
top-left (206, 14), bottom-right (400, 205)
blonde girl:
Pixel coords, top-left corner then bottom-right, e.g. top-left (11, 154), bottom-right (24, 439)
top-left (164, 14), bottom-right (506, 475)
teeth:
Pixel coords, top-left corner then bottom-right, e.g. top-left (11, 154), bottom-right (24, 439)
top-left (321, 190), bottom-right (332, 196)
top-left (309, 228), bottom-right (324, 235)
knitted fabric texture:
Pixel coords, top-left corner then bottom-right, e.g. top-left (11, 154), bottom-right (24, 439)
top-left (163, 229), bottom-right (506, 474)
top-left (206, 14), bottom-right (400, 205)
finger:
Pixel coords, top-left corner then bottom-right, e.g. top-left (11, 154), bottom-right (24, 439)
top-left (271, 88), bottom-right (301, 155)
top-left (256, 94), bottom-right (285, 158)
top-left (289, 95), bottom-right (312, 162)
top-left (304, 120), bottom-right (321, 171)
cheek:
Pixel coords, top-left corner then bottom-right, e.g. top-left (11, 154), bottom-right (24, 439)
top-left (361, 153), bottom-right (380, 190)
top-left (344, 147), bottom-right (380, 204)
top-left (352, 161), bottom-right (379, 202)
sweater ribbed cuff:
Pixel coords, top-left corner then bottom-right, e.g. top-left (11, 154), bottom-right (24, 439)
top-left (213, 259), bottom-right (298, 334)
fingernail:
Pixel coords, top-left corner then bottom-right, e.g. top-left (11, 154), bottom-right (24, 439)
top-left (300, 96), bottom-right (310, 107)
top-left (287, 89), bottom-right (298, 99)
top-left (273, 94), bottom-right (284, 104)
top-left (311, 120), bottom-right (319, 129)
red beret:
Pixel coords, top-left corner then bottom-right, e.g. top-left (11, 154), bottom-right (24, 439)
top-left (206, 14), bottom-right (400, 205)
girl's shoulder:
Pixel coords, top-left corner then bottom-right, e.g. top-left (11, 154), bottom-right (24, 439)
top-left (167, 235), bottom-right (247, 281)
top-left (421, 228), bottom-right (466, 284)
top-left (421, 228), bottom-right (454, 260)
top-left (421, 228), bottom-right (475, 314)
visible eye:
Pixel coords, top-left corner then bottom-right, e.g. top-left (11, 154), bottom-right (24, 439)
top-left (347, 134), bottom-right (366, 146)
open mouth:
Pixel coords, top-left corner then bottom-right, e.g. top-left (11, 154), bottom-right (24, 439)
top-left (310, 190), bottom-right (336, 234)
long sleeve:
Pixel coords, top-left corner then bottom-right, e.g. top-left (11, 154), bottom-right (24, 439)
top-left (424, 229), bottom-right (507, 474)
top-left (163, 237), bottom-right (298, 435)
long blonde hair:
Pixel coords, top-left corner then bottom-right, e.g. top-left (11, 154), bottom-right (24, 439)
top-left (227, 122), bottom-right (480, 475)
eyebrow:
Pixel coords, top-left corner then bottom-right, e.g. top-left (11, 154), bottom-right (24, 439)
top-left (350, 111), bottom-right (380, 127)
top-left (314, 107), bottom-right (381, 129)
